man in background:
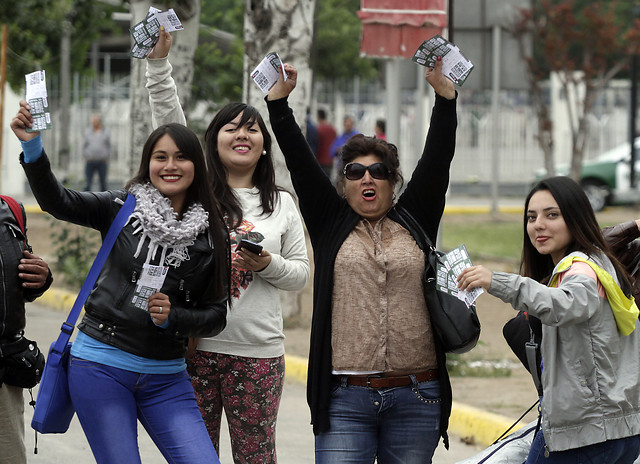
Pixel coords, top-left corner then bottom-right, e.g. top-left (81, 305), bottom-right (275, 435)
top-left (315, 109), bottom-right (336, 179)
top-left (83, 114), bottom-right (111, 191)
top-left (329, 115), bottom-right (360, 186)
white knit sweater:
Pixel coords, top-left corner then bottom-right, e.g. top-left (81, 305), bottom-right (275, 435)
top-left (145, 56), bottom-right (310, 357)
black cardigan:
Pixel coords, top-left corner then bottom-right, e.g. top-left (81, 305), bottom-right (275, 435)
top-left (267, 93), bottom-right (458, 447)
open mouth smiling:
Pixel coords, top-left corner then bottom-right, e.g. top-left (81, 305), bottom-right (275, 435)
top-left (233, 144), bottom-right (251, 153)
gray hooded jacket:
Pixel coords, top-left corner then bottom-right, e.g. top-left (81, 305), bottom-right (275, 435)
top-left (489, 251), bottom-right (640, 452)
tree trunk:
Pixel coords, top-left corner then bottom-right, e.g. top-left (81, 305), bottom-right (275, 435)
top-left (243, 0), bottom-right (316, 320)
top-left (243, 0), bottom-right (316, 194)
top-left (128, 0), bottom-right (200, 176)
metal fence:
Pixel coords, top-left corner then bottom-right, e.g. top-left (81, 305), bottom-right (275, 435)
top-left (316, 78), bottom-right (633, 195)
top-left (26, 74), bottom-right (635, 195)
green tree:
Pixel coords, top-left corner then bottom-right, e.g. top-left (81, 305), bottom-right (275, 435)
top-left (1, 0), bottom-right (117, 92)
top-left (511, 0), bottom-right (640, 182)
top-left (191, 0), bottom-right (380, 108)
top-left (191, 0), bottom-right (244, 107)
top-left (313, 0), bottom-right (379, 81)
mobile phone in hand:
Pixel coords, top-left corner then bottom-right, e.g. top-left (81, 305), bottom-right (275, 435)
top-left (236, 238), bottom-right (263, 254)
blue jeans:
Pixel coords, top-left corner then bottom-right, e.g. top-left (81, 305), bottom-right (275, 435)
top-left (526, 428), bottom-right (640, 464)
top-left (315, 376), bottom-right (441, 464)
top-left (84, 160), bottom-right (108, 191)
top-left (68, 356), bottom-right (219, 464)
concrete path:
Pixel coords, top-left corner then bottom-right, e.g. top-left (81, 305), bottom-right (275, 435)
top-left (20, 302), bottom-right (484, 463)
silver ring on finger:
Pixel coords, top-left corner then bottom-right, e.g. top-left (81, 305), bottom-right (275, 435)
top-left (159, 306), bottom-right (163, 314)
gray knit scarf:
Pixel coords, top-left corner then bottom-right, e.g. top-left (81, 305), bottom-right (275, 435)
top-left (128, 183), bottom-right (209, 268)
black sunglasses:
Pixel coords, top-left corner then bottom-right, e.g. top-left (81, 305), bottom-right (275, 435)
top-left (343, 162), bottom-right (390, 180)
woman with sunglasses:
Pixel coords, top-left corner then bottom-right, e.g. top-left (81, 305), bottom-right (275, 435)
top-left (266, 58), bottom-right (457, 464)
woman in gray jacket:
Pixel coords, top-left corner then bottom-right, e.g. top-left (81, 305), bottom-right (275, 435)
top-left (458, 176), bottom-right (640, 463)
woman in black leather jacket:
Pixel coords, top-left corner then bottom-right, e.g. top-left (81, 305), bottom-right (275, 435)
top-left (11, 101), bottom-right (229, 464)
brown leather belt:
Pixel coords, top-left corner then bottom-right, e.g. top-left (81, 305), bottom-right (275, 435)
top-left (334, 369), bottom-right (438, 388)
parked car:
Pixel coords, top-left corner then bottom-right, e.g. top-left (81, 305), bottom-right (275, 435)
top-left (534, 138), bottom-right (640, 211)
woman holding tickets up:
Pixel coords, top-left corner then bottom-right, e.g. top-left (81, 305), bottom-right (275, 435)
top-left (11, 102), bottom-right (229, 464)
top-left (458, 176), bottom-right (640, 464)
top-left (265, 58), bottom-right (457, 463)
top-left (144, 29), bottom-right (310, 463)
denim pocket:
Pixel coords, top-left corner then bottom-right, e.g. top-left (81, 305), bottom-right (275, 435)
top-left (411, 382), bottom-right (441, 405)
top-left (69, 356), bottom-right (100, 368)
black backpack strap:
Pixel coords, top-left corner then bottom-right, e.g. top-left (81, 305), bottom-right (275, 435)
top-left (0, 195), bottom-right (30, 251)
top-left (525, 328), bottom-right (543, 395)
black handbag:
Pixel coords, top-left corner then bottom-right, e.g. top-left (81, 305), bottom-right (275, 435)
top-left (503, 311), bottom-right (543, 395)
top-left (0, 335), bottom-right (45, 389)
top-left (396, 206), bottom-right (481, 354)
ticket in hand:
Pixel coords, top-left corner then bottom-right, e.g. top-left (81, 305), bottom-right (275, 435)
top-left (251, 52), bottom-right (287, 94)
top-left (129, 7), bottom-right (183, 59)
top-left (412, 35), bottom-right (474, 86)
top-left (435, 244), bottom-right (483, 307)
top-left (25, 70), bottom-right (52, 132)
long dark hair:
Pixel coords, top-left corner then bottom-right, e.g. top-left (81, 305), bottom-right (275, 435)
top-left (204, 102), bottom-right (280, 229)
top-left (126, 123), bottom-right (230, 300)
top-left (520, 176), bottom-right (632, 295)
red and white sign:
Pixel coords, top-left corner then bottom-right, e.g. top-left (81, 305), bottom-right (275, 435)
top-left (358, 0), bottom-right (448, 58)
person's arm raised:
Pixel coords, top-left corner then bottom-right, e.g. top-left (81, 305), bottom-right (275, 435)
top-left (265, 64), bottom-right (343, 235)
top-left (145, 27), bottom-right (186, 127)
top-left (425, 56), bottom-right (456, 100)
top-left (148, 26), bottom-right (172, 60)
top-left (267, 64), bottom-right (297, 101)
top-left (10, 101), bottom-right (39, 143)
top-left (397, 57), bottom-right (458, 242)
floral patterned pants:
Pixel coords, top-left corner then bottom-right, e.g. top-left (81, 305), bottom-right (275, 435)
top-left (187, 351), bottom-right (285, 464)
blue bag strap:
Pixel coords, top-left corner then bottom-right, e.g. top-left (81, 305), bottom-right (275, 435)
top-left (50, 194), bottom-right (136, 354)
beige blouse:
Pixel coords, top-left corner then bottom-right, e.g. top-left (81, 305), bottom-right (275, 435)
top-left (331, 216), bottom-right (438, 374)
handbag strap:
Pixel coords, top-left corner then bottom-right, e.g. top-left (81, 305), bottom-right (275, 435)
top-left (50, 194), bottom-right (136, 355)
top-left (395, 205), bottom-right (440, 273)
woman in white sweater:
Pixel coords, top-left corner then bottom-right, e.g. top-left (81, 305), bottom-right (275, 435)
top-left (144, 31), bottom-right (310, 463)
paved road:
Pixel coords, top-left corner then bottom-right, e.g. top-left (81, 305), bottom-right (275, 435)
top-left (21, 303), bottom-right (481, 463)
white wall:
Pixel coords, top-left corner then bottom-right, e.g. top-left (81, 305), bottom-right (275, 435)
top-left (1, 84), bottom-right (26, 196)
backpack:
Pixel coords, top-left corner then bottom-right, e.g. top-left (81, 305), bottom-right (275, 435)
top-left (0, 195), bottom-right (30, 251)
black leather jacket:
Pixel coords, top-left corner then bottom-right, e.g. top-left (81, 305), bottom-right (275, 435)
top-left (22, 153), bottom-right (227, 360)
top-left (0, 198), bottom-right (53, 341)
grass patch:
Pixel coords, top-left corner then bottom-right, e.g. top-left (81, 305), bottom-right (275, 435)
top-left (446, 357), bottom-right (514, 378)
top-left (440, 218), bottom-right (523, 262)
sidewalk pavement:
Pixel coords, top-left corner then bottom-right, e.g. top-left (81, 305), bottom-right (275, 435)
top-left (36, 286), bottom-right (527, 453)
top-left (21, 195), bottom-right (525, 217)
top-left (23, 193), bottom-right (528, 459)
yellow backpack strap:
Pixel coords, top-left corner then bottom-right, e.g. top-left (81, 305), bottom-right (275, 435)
top-left (551, 256), bottom-right (639, 336)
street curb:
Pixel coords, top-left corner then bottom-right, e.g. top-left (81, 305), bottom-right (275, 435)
top-left (36, 287), bottom-right (78, 314)
top-left (39, 290), bottom-right (522, 449)
top-left (449, 401), bottom-right (526, 447)
top-left (24, 203), bottom-right (523, 217)
top-left (444, 205), bottom-right (523, 215)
